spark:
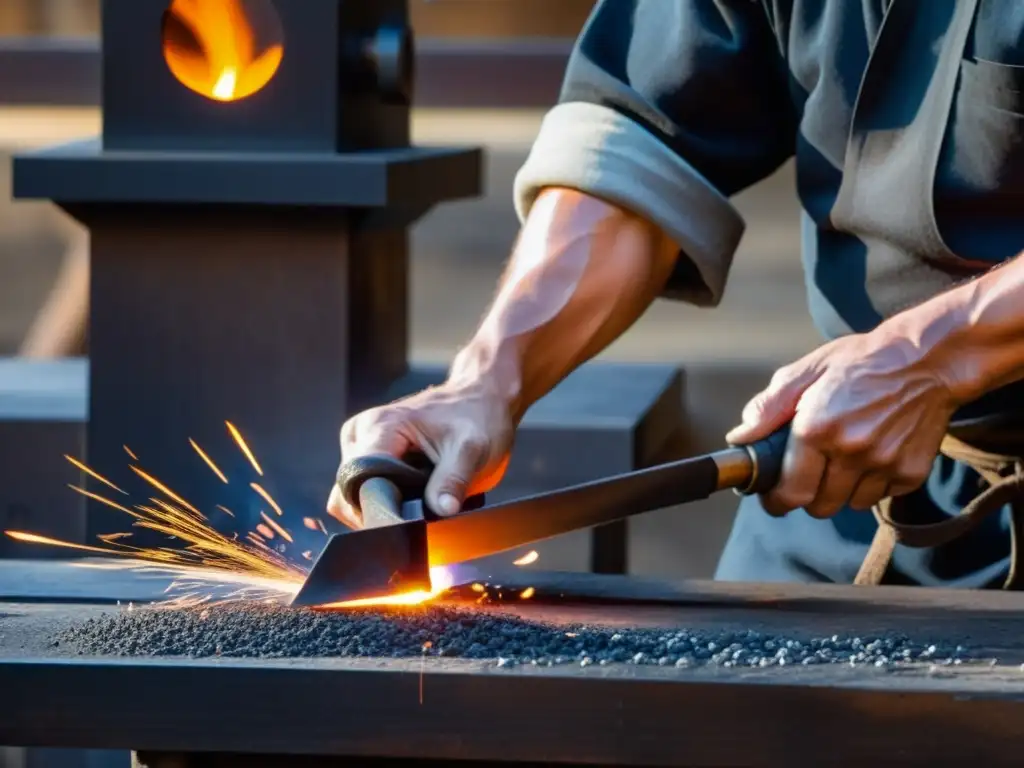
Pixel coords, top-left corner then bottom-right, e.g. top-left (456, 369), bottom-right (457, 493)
top-left (520, 587), bottom-right (536, 600)
top-left (259, 511), bottom-right (293, 543)
top-left (152, 497), bottom-right (206, 522)
top-left (226, 421), bottom-right (263, 476)
top-left (246, 533), bottom-right (272, 552)
top-left (67, 484), bottom-right (139, 518)
top-left (471, 583), bottom-right (486, 593)
top-left (129, 466), bottom-right (202, 517)
top-left (98, 532), bottom-right (133, 543)
top-left (302, 517), bottom-right (328, 535)
top-left (5, 424), bottom-right (472, 612)
top-left (5, 531), bottom-right (127, 556)
top-left (123, 445), bottom-right (138, 461)
top-left (189, 439), bottom-right (228, 484)
top-left (251, 483), bottom-right (283, 517)
top-left (65, 455), bottom-right (126, 495)
top-left (19, 453), bottom-right (304, 593)
top-left (513, 550), bottom-right (539, 566)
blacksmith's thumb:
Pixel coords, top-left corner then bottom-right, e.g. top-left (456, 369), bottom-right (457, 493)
top-left (425, 440), bottom-right (486, 518)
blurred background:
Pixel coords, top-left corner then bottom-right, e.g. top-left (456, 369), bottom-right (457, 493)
top-left (0, 0), bottom-right (817, 580)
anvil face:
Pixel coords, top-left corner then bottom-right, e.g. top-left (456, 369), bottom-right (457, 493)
top-left (289, 520), bottom-right (431, 607)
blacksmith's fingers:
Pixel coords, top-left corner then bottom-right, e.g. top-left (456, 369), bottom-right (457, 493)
top-left (804, 459), bottom-right (861, 519)
top-left (760, 436), bottom-right (827, 517)
top-left (848, 472), bottom-right (890, 511)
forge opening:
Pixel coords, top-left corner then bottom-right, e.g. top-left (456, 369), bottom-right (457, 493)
top-left (161, 0), bottom-right (285, 103)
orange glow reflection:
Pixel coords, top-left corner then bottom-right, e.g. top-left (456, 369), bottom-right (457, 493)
top-left (319, 567), bottom-right (455, 610)
top-left (162, 0), bottom-right (284, 103)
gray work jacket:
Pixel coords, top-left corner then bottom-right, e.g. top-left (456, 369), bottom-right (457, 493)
top-left (514, 0), bottom-right (1024, 587)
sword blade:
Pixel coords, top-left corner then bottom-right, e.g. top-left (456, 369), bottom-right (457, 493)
top-left (426, 453), bottom-right (731, 566)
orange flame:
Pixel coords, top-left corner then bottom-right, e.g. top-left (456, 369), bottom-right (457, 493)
top-left (319, 567), bottom-right (455, 609)
top-left (162, 0), bottom-right (284, 103)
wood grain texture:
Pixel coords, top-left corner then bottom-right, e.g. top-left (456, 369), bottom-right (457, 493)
top-left (2, 567), bottom-right (1024, 765)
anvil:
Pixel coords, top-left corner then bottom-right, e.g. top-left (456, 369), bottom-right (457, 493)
top-left (291, 427), bottom-right (791, 606)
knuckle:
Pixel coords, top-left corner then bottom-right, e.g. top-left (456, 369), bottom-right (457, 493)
top-left (805, 500), bottom-right (842, 519)
top-left (790, 419), bottom-right (831, 449)
top-left (833, 433), bottom-right (873, 456)
top-left (892, 455), bottom-right (933, 484)
top-left (788, 491), bottom-right (817, 511)
top-left (339, 416), bottom-right (359, 446)
top-left (772, 486), bottom-right (814, 513)
top-left (457, 429), bottom-right (490, 456)
top-left (760, 493), bottom-right (789, 517)
top-left (863, 445), bottom-right (899, 471)
top-left (769, 365), bottom-right (796, 389)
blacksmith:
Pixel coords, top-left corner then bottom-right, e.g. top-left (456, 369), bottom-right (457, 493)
top-left (329, 0), bottom-right (1024, 588)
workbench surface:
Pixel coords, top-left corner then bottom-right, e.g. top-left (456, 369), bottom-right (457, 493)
top-left (2, 560), bottom-right (1024, 766)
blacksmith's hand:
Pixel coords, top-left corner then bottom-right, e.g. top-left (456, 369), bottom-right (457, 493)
top-left (326, 382), bottom-right (514, 529)
top-left (724, 328), bottom-right (963, 518)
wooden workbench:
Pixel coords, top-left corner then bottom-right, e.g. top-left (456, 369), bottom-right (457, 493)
top-left (1, 560), bottom-right (1023, 767)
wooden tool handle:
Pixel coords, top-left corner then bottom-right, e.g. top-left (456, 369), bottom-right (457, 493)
top-left (336, 453), bottom-right (486, 526)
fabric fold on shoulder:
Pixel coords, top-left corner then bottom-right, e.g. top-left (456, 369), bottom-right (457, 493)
top-left (513, 102), bottom-right (746, 307)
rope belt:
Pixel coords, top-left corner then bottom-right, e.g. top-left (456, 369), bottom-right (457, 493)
top-left (854, 434), bottom-right (1024, 589)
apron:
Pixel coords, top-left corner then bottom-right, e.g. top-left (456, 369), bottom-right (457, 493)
top-left (718, 0), bottom-right (1024, 587)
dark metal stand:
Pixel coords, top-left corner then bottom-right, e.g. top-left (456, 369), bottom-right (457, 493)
top-left (0, 360), bottom-right (86, 557)
top-left (13, 144), bottom-right (479, 547)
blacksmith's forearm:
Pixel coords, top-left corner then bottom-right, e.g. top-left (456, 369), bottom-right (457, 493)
top-left (883, 255), bottom-right (1024, 403)
top-left (447, 187), bottom-right (678, 424)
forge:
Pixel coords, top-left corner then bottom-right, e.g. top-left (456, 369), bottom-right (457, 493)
top-left (11, 0), bottom-right (481, 548)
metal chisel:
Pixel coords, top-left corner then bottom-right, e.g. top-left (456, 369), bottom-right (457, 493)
top-left (290, 426), bottom-right (791, 607)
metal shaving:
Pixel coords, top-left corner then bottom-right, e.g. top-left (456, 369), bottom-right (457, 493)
top-left (55, 603), bottom-right (975, 670)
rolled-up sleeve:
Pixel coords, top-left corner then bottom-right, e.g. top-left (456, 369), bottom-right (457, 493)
top-left (514, 0), bottom-right (798, 306)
